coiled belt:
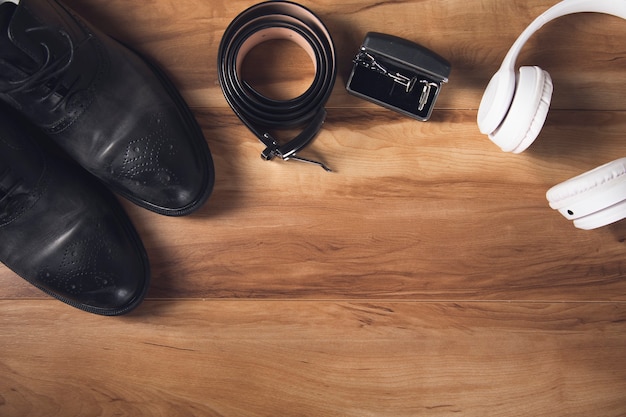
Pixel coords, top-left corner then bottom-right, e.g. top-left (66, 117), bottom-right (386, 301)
top-left (218, 1), bottom-right (336, 171)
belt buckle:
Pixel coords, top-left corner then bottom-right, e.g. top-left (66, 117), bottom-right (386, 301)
top-left (346, 32), bottom-right (451, 121)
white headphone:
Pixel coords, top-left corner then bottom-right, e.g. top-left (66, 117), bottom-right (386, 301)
top-left (477, 0), bottom-right (626, 230)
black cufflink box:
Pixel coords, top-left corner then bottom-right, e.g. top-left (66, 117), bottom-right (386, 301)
top-left (346, 32), bottom-right (451, 121)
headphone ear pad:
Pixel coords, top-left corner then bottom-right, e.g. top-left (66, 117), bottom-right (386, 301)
top-left (547, 158), bottom-right (626, 229)
top-left (488, 66), bottom-right (553, 153)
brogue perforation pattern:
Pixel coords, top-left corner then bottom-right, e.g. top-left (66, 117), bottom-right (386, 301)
top-left (116, 114), bottom-right (180, 188)
top-left (38, 222), bottom-right (117, 296)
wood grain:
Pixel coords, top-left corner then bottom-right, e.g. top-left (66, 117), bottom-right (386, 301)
top-left (2, 0), bottom-right (626, 416)
top-left (2, 301), bottom-right (626, 417)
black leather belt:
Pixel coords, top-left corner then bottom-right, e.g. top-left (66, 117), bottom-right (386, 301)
top-left (218, 1), bottom-right (336, 171)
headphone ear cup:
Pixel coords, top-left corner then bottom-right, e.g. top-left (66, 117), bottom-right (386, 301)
top-left (546, 158), bottom-right (626, 229)
top-left (488, 66), bottom-right (553, 153)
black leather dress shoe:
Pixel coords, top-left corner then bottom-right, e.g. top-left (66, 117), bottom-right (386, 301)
top-left (0, 108), bottom-right (150, 315)
top-left (0, 0), bottom-right (214, 216)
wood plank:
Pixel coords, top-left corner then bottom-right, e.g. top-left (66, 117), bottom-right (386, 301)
top-left (2, 110), bottom-right (625, 301)
top-left (2, 300), bottom-right (626, 417)
top-left (61, 0), bottom-right (626, 111)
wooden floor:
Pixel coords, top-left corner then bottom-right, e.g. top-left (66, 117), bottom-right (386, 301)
top-left (2, 0), bottom-right (626, 415)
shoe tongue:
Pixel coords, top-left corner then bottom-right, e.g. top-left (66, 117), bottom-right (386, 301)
top-left (0, 2), bottom-right (38, 73)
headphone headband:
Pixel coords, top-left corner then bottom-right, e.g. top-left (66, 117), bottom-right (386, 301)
top-left (478, 0), bottom-right (626, 136)
top-left (502, 0), bottom-right (626, 70)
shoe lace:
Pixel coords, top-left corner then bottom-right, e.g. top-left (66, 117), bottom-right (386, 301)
top-left (0, 166), bottom-right (24, 212)
top-left (2, 27), bottom-right (92, 112)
